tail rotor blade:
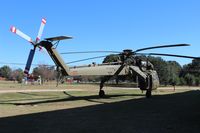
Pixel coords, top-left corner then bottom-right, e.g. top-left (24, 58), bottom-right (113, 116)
top-left (36, 18), bottom-right (46, 43)
top-left (24, 47), bottom-right (36, 74)
top-left (10, 26), bottom-right (33, 44)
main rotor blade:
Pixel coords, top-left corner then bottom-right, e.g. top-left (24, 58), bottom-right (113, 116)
top-left (61, 51), bottom-right (120, 55)
top-left (134, 44), bottom-right (190, 53)
top-left (10, 26), bottom-right (33, 44)
top-left (24, 47), bottom-right (36, 74)
top-left (36, 18), bottom-right (46, 43)
top-left (139, 53), bottom-right (200, 59)
top-left (66, 55), bottom-right (107, 64)
top-left (0, 62), bottom-right (54, 66)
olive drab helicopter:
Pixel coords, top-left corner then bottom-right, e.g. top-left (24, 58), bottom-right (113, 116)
top-left (10, 18), bottom-right (200, 98)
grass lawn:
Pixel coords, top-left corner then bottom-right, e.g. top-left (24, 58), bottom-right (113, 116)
top-left (0, 81), bottom-right (200, 133)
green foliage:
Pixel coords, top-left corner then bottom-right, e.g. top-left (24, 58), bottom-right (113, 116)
top-left (147, 57), bottom-right (200, 86)
top-left (148, 56), bottom-right (170, 85)
top-left (184, 73), bottom-right (195, 86)
top-left (179, 77), bottom-right (186, 85)
top-left (11, 68), bottom-right (24, 83)
top-left (180, 59), bottom-right (200, 86)
top-left (167, 61), bottom-right (182, 85)
top-left (0, 65), bottom-right (12, 79)
top-left (103, 54), bottom-right (120, 63)
top-left (195, 77), bottom-right (200, 86)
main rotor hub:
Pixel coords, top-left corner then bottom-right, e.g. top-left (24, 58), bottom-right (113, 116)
top-left (123, 49), bottom-right (133, 55)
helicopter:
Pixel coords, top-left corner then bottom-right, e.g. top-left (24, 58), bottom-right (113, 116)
top-left (10, 18), bottom-right (200, 98)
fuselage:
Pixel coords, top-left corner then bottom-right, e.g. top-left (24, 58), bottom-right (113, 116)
top-left (40, 40), bottom-right (160, 90)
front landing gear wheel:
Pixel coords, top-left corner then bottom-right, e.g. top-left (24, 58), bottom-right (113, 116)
top-left (99, 90), bottom-right (105, 98)
top-left (146, 90), bottom-right (152, 98)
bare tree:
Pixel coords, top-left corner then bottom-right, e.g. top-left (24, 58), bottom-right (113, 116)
top-left (32, 65), bottom-right (56, 83)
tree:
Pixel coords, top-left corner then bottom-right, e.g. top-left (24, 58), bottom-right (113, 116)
top-left (0, 65), bottom-right (12, 79)
top-left (195, 77), bottom-right (200, 86)
top-left (179, 77), bottom-right (186, 85)
top-left (180, 59), bottom-right (200, 86)
top-left (184, 73), bottom-right (195, 86)
top-left (102, 54), bottom-right (200, 86)
top-left (190, 59), bottom-right (200, 77)
top-left (10, 68), bottom-right (24, 83)
top-left (148, 56), bottom-right (170, 85)
top-left (32, 65), bottom-right (56, 82)
top-left (167, 61), bottom-right (182, 85)
top-left (103, 54), bottom-right (120, 63)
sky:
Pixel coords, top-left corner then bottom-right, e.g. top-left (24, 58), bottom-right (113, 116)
top-left (0, 0), bottom-right (200, 70)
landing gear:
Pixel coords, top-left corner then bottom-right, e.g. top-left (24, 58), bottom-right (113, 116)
top-left (98, 76), bottom-right (109, 98)
top-left (99, 90), bottom-right (105, 98)
top-left (145, 74), bottom-right (153, 98)
top-left (146, 89), bottom-right (152, 98)
top-left (56, 66), bottom-right (62, 87)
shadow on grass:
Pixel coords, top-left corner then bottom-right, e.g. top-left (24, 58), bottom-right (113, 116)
top-left (0, 90), bottom-right (200, 133)
top-left (0, 97), bottom-right (61, 105)
top-left (2, 92), bottom-right (145, 105)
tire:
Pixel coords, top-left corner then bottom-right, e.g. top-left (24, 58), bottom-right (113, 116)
top-left (146, 90), bottom-right (152, 98)
top-left (99, 90), bottom-right (105, 98)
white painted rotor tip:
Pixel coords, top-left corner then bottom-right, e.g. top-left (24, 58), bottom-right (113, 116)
top-left (10, 26), bottom-right (16, 33)
top-left (42, 18), bottom-right (47, 24)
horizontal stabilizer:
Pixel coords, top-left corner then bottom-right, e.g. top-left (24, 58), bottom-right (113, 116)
top-left (45, 36), bottom-right (72, 41)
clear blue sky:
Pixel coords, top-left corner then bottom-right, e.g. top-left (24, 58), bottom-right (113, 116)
top-left (0, 0), bottom-right (200, 70)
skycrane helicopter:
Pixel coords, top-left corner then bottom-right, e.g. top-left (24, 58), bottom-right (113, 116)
top-left (10, 18), bottom-right (200, 98)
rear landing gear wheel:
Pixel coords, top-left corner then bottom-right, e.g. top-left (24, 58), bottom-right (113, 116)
top-left (146, 90), bottom-right (152, 98)
top-left (99, 90), bottom-right (105, 98)
top-left (145, 74), bottom-right (152, 98)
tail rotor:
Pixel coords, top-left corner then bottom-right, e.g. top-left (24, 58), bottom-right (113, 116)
top-left (10, 18), bottom-right (47, 74)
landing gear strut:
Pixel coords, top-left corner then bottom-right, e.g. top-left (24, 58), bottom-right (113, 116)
top-left (99, 90), bottom-right (105, 98)
top-left (145, 75), bottom-right (152, 98)
top-left (99, 76), bottom-right (109, 98)
top-left (146, 89), bottom-right (152, 98)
